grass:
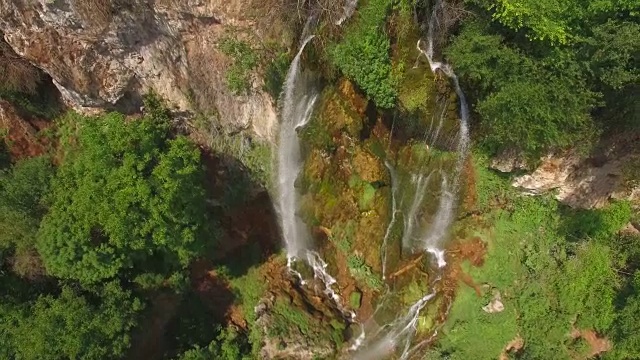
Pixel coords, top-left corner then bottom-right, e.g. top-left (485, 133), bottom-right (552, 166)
top-left (270, 298), bottom-right (313, 338)
top-left (434, 154), bottom-right (628, 359)
top-left (218, 264), bottom-right (267, 356)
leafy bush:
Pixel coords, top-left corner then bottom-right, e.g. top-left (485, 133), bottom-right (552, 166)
top-left (445, 21), bottom-right (598, 157)
top-left (5, 283), bottom-right (142, 360)
top-left (329, 0), bottom-right (396, 108)
top-left (0, 156), bottom-right (54, 277)
top-left (219, 38), bottom-right (258, 95)
top-left (37, 97), bottom-right (210, 285)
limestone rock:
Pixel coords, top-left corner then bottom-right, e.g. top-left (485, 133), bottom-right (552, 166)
top-left (482, 288), bottom-right (504, 313)
top-left (0, 0), bottom-right (282, 139)
top-left (490, 148), bottom-right (529, 173)
top-left (509, 133), bottom-right (640, 209)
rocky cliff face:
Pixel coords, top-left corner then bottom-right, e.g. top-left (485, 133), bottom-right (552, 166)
top-left (0, 0), bottom-right (292, 139)
top-left (492, 132), bottom-right (640, 209)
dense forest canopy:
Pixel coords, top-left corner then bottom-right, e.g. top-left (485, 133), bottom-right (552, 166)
top-left (0, 0), bottom-right (638, 359)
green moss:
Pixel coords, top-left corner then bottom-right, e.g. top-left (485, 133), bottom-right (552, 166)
top-left (347, 254), bottom-right (383, 290)
top-left (349, 291), bottom-right (363, 309)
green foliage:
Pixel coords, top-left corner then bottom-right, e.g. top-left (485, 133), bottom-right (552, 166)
top-left (564, 201), bottom-right (632, 241)
top-left (5, 283), bottom-right (142, 360)
top-left (607, 272), bottom-right (640, 360)
top-left (177, 326), bottom-right (250, 360)
top-left (219, 264), bottom-right (266, 356)
top-left (559, 242), bottom-right (617, 331)
top-left (263, 51), bottom-right (290, 101)
top-left (348, 175), bottom-right (377, 211)
top-left (467, 0), bottom-right (638, 43)
top-left (347, 254), bottom-right (383, 290)
top-left (329, 0), bottom-right (397, 108)
top-left (585, 20), bottom-right (640, 89)
top-left (476, 76), bottom-right (597, 156)
top-left (0, 156), bottom-right (54, 276)
top-left (37, 101), bottom-right (210, 285)
top-left (438, 156), bottom-right (626, 358)
top-left (270, 298), bottom-right (313, 337)
top-left (208, 131), bottom-right (272, 191)
top-left (219, 38), bottom-right (258, 95)
top-left (349, 290), bottom-right (362, 309)
top-left (445, 21), bottom-right (598, 157)
top-left (0, 140), bottom-right (9, 170)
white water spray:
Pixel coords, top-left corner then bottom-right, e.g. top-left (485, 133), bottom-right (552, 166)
top-left (307, 251), bottom-right (356, 319)
top-left (353, 292), bottom-right (436, 360)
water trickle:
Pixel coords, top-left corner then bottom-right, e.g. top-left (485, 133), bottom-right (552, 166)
top-left (413, 0), bottom-right (471, 265)
top-left (381, 159), bottom-right (400, 279)
top-left (401, 172), bottom-right (433, 249)
top-left (336, 0), bottom-right (359, 25)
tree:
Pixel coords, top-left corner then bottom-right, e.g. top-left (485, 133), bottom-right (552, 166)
top-left (607, 272), bottom-right (640, 359)
top-left (445, 20), bottom-right (598, 157)
top-left (176, 326), bottom-right (250, 360)
top-left (37, 97), bottom-right (210, 285)
top-left (0, 156), bottom-right (54, 277)
top-left (5, 282), bottom-right (142, 360)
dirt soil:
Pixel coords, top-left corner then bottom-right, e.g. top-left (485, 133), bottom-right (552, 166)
top-left (0, 99), bottom-right (49, 159)
top-left (570, 328), bottom-right (612, 359)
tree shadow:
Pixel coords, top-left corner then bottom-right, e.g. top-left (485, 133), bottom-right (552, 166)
top-left (129, 147), bottom-right (282, 359)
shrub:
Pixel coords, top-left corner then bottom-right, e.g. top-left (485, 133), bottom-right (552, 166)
top-left (37, 96), bottom-right (210, 285)
top-left (329, 0), bottom-right (397, 108)
top-left (219, 38), bottom-right (258, 95)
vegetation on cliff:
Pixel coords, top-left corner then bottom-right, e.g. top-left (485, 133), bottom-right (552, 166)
top-left (0, 0), bottom-right (638, 359)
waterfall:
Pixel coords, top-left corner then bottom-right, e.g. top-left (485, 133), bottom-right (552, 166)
top-left (353, 0), bottom-right (470, 356)
top-left (336, 0), bottom-right (359, 25)
top-left (414, 0), bottom-right (470, 266)
top-left (276, 29), bottom-right (354, 320)
top-left (276, 35), bottom-right (318, 261)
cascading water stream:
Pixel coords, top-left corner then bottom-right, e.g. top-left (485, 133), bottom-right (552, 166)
top-left (277, 35), bottom-right (318, 262)
top-left (414, 0), bottom-right (470, 265)
top-left (276, 29), bottom-right (355, 320)
top-left (353, 0), bottom-right (471, 357)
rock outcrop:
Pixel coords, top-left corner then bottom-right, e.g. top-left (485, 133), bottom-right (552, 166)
top-left (492, 133), bottom-right (640, 209)
top-left (0, 0), bottom-right (290, 139)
